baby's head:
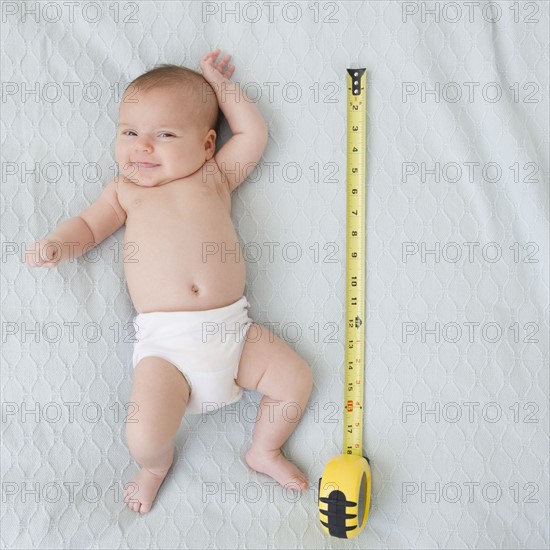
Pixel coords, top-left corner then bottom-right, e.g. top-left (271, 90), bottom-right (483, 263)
top-left (115, 64), bottom-right (219, 187)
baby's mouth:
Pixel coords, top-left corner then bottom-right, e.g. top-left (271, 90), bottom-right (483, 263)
top-left (133, 162), bottom-right (160, 169)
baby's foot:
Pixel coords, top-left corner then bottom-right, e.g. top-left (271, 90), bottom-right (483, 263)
top-left (123, 447), bottom-right (175, 514)
top-left (245, 447), bottom-right (309, 490)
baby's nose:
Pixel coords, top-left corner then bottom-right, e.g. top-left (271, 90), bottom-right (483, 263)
top-left (135, 137), bottom-right (153, 151)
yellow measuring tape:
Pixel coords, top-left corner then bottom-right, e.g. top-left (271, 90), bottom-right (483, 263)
top-left (318, 68), bottom-right (371, 539)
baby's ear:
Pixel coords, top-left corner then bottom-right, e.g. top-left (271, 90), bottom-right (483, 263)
top-left (205, 129), bottom-right (217, 159)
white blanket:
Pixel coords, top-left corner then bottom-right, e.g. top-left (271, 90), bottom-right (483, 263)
top-left (1, 1), bottom-right (548, 548)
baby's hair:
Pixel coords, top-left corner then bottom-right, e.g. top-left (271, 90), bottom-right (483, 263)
top-left (124, 64), bottom-right (220, 134)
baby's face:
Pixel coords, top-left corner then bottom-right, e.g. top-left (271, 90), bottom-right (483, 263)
top-left (115, 86), bottom-right (216, 187)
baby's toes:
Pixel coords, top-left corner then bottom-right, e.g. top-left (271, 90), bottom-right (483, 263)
top-left (124, 489), bottom-right (138, 510)
top-left (287, 476), bottom-right (309, 491)
top-left (123, 484), bottom-right (137, 503)
top-left (295, 480), bottom-right (308, 490)
top-left (298, 477), bottom-right (310, 490)
top-left (129, 499), bottom-right (140, 512)
top-left (139, 501), bottom-right (153, 514)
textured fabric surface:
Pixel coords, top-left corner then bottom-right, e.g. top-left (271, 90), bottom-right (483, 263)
top-left (1, 1), bottom-right (548, 548)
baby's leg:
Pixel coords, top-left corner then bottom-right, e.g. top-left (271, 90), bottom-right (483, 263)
top-left (124, 356), bottom-right (190, 513)
top-left (236, 323), bottom-right (313, 490)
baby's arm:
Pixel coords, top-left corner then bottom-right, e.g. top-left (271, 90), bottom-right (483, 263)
top-left (200, 49), bottom-right (268, 193)
top-left (25, 179), bottom-right (127, 267)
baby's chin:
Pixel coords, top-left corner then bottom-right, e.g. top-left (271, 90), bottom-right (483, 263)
top-left (119, 167), bottom-right (195, 188)
top-left (120, 172), bottom-right (177, 188)
top-left (118, 174), bottom-right (156, 187)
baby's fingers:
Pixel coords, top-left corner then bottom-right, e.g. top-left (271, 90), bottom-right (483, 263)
top-left (215, 53), bottom-right (231, 71)
top-left (25, 241), bottom-right (59, 267)
top-left (202, 48), bottom-right (221, 64)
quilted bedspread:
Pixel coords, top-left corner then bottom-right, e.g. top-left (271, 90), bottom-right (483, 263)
top-left (1, 1), bottom-right (548, 548)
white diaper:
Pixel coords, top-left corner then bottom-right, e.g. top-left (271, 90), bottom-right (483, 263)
top-left (132, 296), bottom-right (253, 415)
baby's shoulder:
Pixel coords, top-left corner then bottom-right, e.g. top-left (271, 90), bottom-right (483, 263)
top-left (95, 178), bottom-right (128, 221)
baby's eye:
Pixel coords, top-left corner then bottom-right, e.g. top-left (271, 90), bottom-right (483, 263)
top-left (122, 130), bottom-right (137, 136)
top-left (159, 133), bottom-right (174, 138)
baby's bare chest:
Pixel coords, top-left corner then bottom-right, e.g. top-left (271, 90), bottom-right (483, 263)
top-left (119, 175), bottom-right (234, 246)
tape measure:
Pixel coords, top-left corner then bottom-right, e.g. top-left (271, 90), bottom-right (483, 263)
top-left (318, 68), bottom-right (372, 539)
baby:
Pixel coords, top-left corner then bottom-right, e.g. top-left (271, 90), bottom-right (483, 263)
top-left (25, 49), bottom-right (313, 513)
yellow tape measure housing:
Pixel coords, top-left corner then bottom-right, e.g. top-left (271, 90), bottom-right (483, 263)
top-left (318, 68), bottom-right (371, 540)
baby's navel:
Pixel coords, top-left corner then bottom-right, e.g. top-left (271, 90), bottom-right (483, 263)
top-left (191, 284), bottom-right (200, 295)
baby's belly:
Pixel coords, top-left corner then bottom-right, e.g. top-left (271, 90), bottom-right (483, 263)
top-left (123, 221), bottom-right (246, 313)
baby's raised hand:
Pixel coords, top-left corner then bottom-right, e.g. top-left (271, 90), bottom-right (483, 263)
top-left (200, 49), bottom-right (235, 84)
top-left (24, 239), bottom-right (62, 268)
